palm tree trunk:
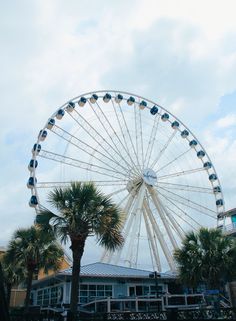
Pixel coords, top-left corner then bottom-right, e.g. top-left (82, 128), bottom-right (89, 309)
top-left (69, 238), bottom-right (86, 321)
top-left (24, 269), bottom-right (34, 313)
top-left (0, 262), bottom-right (10, 321)
top-left (6, 283), bottom-right (12, 308)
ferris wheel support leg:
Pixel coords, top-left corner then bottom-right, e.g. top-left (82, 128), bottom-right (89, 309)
top-left (143, 199), bottom-right (176, 271)
top-left (148, 186), bottom-right (178, 250)
top-left (143, 206), bottom-right (162, 272)
top-left (122, 184), bottom-right (146, 267)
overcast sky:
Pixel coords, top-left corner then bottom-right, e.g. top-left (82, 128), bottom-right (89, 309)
top-left (1, 0), bottom-right (236, 266)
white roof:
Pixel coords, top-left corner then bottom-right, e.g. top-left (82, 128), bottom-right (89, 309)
top-left (60, 262), bottom-right (175, 279)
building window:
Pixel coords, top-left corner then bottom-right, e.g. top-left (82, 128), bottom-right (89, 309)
top-left (36, 285), bottom-right (63, 307)
top-left (79, 284), bottom-right (113, 303)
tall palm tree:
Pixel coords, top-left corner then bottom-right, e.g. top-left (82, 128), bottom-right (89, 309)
top-left (5, 226), bottom-right (64, 311)
top-left (36, 181), bottom-right (124, 319)
top-left (174, 227), bottom-right (236, 289)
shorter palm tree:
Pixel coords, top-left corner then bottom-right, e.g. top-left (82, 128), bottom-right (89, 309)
top-left (5, 226), bottom-right (64, 311)
top-left (36, 181), bottom-right (124, 319)
top-left (174, 228), bottom-right (236, 289)
top-left (1, 256), bottom-right (25, 307)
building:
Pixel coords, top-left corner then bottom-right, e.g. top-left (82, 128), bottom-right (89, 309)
top-left (222, 208), bottom-right (236, 237)
top-left (31, 262), bottom-right (205, 313)
top-left (0, 245), bottom-right (71, 307)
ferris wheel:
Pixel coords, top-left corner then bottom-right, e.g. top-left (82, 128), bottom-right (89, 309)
top-left (28, 90), bottom-right (225, 272)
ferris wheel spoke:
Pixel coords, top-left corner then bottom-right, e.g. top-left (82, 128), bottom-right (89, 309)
top-left (145, 113), bottom-right (161, 168)
top-left (147, 186), bottom-right (178, 250)
top-left (88, 100), bottom-right (137, 173)
top-left (50, 126), bottom-right (129, 177)
top-left (110, 99), bottom-right (140, 173)
top-left (90, 99), bottom-right (140, 175)
top-left (51, 125), bottom-right (131, 176)
top-left (39, 149), bottom-right (126, 180)
top-left (113, 99), bottom-right (141, 170)
top-left (155, 197), bottom-right (185, 240)
top-left (150, 131), bottom-right (177, 168)
top-left (157, 181), bottom-right (213, 194)
top-left (67, 110), bottom-right (133, 174)
top-left (133, 103), bottom-right (142, 170)
top-left (143, 199), bottom-right (175, 271)
top-left (68, 109), bottom-right (136, 175)
top-left (138, 105), bottom-right (145, 168)
top-left (107, 187), bottom-right (127, 198)
top-left (159, 190), bottom-right (215, 221)
top-left (143, 207), bottom-right (162, 272)
top-left (157, 191), bottom-right (201, 229)
top-left (36, 180), bottom-right (127, 189)
top-left (158, 185), bottom-right (216, 216)
top-left (156, 148), bottom-right (192, 174)
top-left (157, 167), bottom-right (206, 180)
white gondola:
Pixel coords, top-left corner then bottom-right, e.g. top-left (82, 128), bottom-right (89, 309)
top-left (203, 162), bottom-right (212, 169)
top-left (181, 130), bottom-right (189, 138)
top-left (171, 120), bottom-right (179, 129)
top-left (27, 177), bottom-right (37, 189)
top-left (115, 94), bottom-right (123, 103)
top-left (139, 100), bottom-right (147, 110)
top-left (56, 109), bottom-right (65, 120)
top-left (29, 195), bottom-right (38, 207)
top-left (46, 118), bottom-right (55, 130)
top-left (150, 106), bottom-right (158, 115)
top-left (189, 140), bottom-right (197, 148)
top-left (216, 199), bottom-right (224, 207)
top-left (38, 130), bottom-right (47, 141)
top-left (28, 159), bottom-right (38, 171)
top-left (209, 173), bottom-right (217, 182)
top-left (213, 186), bottom-right (221, 193)
top-left (103, 93), bottom-right (111, 103)
top-left (32, 144), bottom-right (41, 155)
top-left (66, 101), bottom-right (75, 112)
top-left (127, 96), bottom-right (135, 105)
top-left (161, 113), bottom-right (169, 122)
top-left (78, 97), bottom-right (87, 107)
top-left (90, 94), bottom-right (98, 104)
top-left (197, 150), bottom-right (205, 159)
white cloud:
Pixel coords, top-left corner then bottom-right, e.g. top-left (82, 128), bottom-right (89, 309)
top-left (216, 114), bottom-right (236, 128)
top-left (1, 0), bottom-right (236, 268)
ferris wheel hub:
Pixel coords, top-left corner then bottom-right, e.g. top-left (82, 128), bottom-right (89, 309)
top-left (142, 168), bottom-right (157, 186)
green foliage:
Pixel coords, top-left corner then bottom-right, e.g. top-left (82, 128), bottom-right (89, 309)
top-left (174, 228), bottom-right (236, 289)
top-left (37, 182), bottom-right (124, 250)
top-left (36, 181), bottom-right (124, 317)
top-left (3, 226), bottom-right (64, 309)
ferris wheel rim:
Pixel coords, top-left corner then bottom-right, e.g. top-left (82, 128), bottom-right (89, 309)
top-left (28, 89), bottom-right (225, 271)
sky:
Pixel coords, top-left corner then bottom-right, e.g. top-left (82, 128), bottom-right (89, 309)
top-left (1, 0), bottom-right (236, 266)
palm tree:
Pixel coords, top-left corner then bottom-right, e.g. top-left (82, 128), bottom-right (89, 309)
top-left (36, 181), bottom-right (124, 319)
top-left (174, 227), bottom-right (236, 290)
top-left (5, 226), bottom-right (64, 311)
top-left (0, 262), bottom-right (10, 321)
top-left (1, 255), bottom-right (25, 308)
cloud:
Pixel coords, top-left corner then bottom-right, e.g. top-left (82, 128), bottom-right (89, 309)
top-left (216, 114), bottom-right (236, 128)
top-left (1, 0), bottom-right (236, 270)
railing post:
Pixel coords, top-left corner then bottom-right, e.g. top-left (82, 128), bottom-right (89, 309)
top-left (107, 296), bottom-right (111, 313)
top-left (184, 293), bottom-right (187, 306)
top-left (135, 297), bottom-right (138, 312)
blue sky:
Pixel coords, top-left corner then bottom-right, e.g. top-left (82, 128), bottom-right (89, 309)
top-left (0, 0), bottom-right (236, 265)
